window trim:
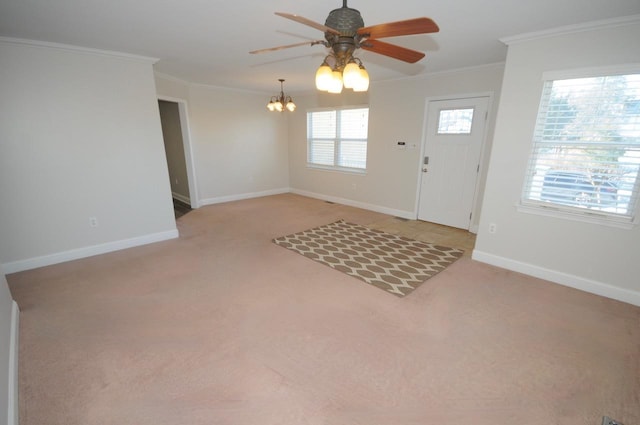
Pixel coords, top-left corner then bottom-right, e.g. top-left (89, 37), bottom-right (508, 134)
top-left (306, 105), bottom-right (369, 173)
top-left (516, 202), bottom-right (637, 229)
top-left (519, 64), bottom-right (640, 227)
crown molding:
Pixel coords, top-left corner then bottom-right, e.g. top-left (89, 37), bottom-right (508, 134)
top-left (154, 71), bottom-right (191, 85)
top-left (500, 14), bottom-right (640, 45)
top-left (0, 36), bottom-right (159, 63)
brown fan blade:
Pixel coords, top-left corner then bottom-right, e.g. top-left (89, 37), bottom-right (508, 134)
top-left (250, 40), bottom-right (325, 54)
top-left (357, 17), bottom-right (439, 39)
top-left (275, 12), bottom-right (340, 35)
top-left (360, 39), bottom-right (425, 63)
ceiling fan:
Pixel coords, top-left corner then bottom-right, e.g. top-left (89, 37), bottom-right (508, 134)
top-left (250, 0), bottom-right (439, 93)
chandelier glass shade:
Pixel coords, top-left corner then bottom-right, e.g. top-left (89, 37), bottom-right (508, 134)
top-left (267, 79), bottom-right (296, 112)
top-left (315, 55), bottom-right (369, 94)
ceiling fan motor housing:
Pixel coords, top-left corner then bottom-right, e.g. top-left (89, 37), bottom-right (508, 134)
top-left (325, 4), bottom-right (364, 36)
top-left (324, 3), bottom-right (365, 64)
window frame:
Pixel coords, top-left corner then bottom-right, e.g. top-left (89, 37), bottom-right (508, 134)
top-left (306, 105), bottom-right (369, 174)
top-left (518, 65), bottom-right (640, 228)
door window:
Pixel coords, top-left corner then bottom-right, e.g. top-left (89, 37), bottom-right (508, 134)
top-left (437, 108), bottom-right (474, 135)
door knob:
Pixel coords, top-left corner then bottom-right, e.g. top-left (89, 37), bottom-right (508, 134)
top-left (422, 167), bottom-right (428, 173)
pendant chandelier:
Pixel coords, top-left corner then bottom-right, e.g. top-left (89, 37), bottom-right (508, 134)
top-left (267, 79), bottom-right (296, 112)
top-left (315, 54), bottom-right (369, 93)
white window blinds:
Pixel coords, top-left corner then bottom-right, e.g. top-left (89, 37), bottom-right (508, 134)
top-left (307, 107), bottom-right (369, 171)
top-left (522, 72), bottom-right (640, 223)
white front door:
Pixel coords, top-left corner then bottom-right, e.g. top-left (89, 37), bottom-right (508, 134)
top-left (417, 97), bottom-right (489, 229)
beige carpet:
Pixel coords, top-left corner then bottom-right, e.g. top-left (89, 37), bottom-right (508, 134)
top-left (6, 194), bottom-right (640, 425)
top-left (273, 220), bottom-right (463, 297)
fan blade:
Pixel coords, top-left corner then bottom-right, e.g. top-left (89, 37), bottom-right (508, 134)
top-left (357, 17), bottom-right (439, 39)
top-left (275, 12), bottom-right (340, 35)
top-left (360, 39), bottom-right (425, 63)
top-left (250, 40), bottom-right (325, 54)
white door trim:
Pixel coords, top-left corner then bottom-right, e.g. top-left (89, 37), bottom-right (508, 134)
top-left (8, 301), bottom-right (19, 425)
top-left (157, 95), bottom-right (200, 208)
top-left (413, 92), bottom-right (495, 232)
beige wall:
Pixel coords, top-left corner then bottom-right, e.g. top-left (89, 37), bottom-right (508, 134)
top-left (474, 20), bottom-right (640, 305)
top-left (155, 73), bottom-right (190, 100)
top-left (288, 64), bottom-right (505, 226)
top-left (0, 40), bottom-right (177, 271)
top-left (155, 75), bottom-right (290, 205)
top-left (159, 100), bottom-right (190, 202)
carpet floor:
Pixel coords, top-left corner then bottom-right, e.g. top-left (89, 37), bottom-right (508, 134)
top-left (7, 193), bottom-right (640, 425)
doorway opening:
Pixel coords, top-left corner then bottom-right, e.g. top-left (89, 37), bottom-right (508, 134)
top-left (157, 97), bottom-right (198, 218)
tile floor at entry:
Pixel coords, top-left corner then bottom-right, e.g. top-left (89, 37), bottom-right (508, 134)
top-left (367, 217), bottom-right (476, 257)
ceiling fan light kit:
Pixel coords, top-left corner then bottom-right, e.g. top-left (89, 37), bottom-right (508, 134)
top-left (251, 0), bottom-right (439, 94)
top-left (316, 54), bottom-right (369, 94)
top-left (267, 79), bottom-right (296, 112)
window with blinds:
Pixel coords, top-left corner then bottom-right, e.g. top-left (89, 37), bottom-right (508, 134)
top-left (522, 71), bottom-right (640, 225)
top-left (307, 107), bottom-right (369, 171)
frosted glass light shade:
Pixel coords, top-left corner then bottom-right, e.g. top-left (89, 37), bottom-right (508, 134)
top-left (342, 62), bottom-right (361, 89)
top-left (352, 67), bottom-right (369, 92)
top-left (274, 101), bottom-right (283, 112)
top-left (328, 70), bottom-right (343, 93)
top-left (286, 101), bottom-right (296, 112)
top-left (315, 64), bottom-right (333, 91)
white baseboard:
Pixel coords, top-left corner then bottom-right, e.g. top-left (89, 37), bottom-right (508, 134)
top-left (200, 187), bottom-right (290, 206)
top-left (1, 229), bottom-right (179, 274)
top-left (9, 300), bottom-right (19, 425)
top-left (201, 187), bottom-right (415, 220)
top-left (290, 188), bottom-right (415, 220)
top-left (472, 250), bottom-right (640, 307)
top-left (171, 191), bottom-right (191, 205)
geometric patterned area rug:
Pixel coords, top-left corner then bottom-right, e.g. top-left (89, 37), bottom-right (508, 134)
top-left (273, 220), bottom-right (464, 297)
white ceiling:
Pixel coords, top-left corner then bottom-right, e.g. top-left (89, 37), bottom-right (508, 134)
top-left (1, 0), bottom-right (640, 94)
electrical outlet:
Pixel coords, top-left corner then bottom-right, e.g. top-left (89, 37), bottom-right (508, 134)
top-left (488, 223), bottom-right (497, 234)
top-left (89, 217), bottom-right (98, 228)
